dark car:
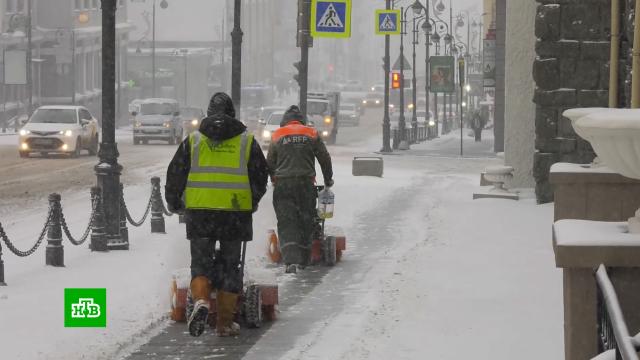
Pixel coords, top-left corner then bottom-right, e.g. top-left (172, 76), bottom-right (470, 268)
top-left (180, 107), bottom-right (205, 136)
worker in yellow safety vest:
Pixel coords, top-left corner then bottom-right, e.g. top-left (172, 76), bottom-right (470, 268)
top-left (165, 92), bottom-right (268, 337)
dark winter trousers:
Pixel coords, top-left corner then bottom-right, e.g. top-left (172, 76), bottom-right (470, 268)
top-left (273, 178), bottom-right (317, 266)
top-left (474, 128), bottom-right (482, 142)
top-left (190, 238), bottom-right (243, 294)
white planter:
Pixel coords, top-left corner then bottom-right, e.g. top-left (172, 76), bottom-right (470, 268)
top-left (568, 108), bottom-right (640, 232)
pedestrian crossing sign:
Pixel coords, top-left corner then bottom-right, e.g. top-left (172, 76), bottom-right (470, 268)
top-left (311, 0), bottom-right (352, 38)
top-left (375, 9), bottom-right (401, 35)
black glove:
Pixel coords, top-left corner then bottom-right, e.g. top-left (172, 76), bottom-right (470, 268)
top-left (168, 201), bottom-right (185, 215)
top-left (325, 179), bottom-right (334, 188)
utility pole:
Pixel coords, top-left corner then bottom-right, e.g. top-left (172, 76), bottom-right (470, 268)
top-left (295, 0), bottom-right (311, 117)
top-left (381, 0), bottom-right (392, 152)
top-left (152, 0), bottom-right (156, 97)
top-left (231, 0), bottom-right (243, 114)
top-left (26, 0), bottom-right (33, 115)
top-left (96, 0), bottom-right (125, 250)
top-left (459, 56), bottom-right (465, 157)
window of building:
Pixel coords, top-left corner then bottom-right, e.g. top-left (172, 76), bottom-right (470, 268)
top-left (93, 0), bottom-right (99, 9)
top-left (16, 0), bottom-right (25, 12)
top-left (75, 0), bottom-right (83, 10)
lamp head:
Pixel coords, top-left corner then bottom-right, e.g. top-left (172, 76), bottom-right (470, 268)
top-left (422, 21), bottom-right (432, 34)
top-left (411, 0), bottom-right (423, 15)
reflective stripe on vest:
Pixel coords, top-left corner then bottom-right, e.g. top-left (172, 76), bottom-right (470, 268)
top-left (185, 131), bottom-right (253, 211)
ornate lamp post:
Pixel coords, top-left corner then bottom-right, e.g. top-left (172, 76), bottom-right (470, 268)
top-left (431, 29), bottom-right (441, 137)
top-left (397, 1), bottom-right (424, 150)
top-left (97, 0), bottom-right (125, 250)
top-left (411, 14), bottom-right (425, 144)
top-left (422, 19), bottom-right (433, 139)
top-left (381, 0), bottom-right (392, 153)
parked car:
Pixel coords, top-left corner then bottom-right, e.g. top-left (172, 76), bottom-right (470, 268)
top-left (18, 105), bottom-right (100, 158)
top-left (339, 103), bottom-right (360, 126)
top-left (257, 110), bottom-right (285, 148)
top-left (180, 107), bottom-right (205, 136)
top-left (132, 98), bottom-right (182, 145)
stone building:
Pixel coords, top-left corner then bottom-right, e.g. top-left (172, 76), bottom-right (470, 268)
top-left (0, 0), bottom-right (131, 125)
top-left (0, 0), bottom-right (43, 127)
top-left (532, 0), bottom-right (613, 202)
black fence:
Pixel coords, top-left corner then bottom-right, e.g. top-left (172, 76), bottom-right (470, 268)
top-left (0, 177), bottom-right (174, 286)
top-left (596, 264), bottom-right (640, 360)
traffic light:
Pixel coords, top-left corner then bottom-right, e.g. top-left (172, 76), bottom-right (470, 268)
top-left (391, 72), bottom-right (401, 89)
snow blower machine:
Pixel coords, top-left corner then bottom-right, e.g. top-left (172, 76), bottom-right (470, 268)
top-left (267, 186), bottom-right (346, 271)
top-left (169, 242), bottom-right (279, 329)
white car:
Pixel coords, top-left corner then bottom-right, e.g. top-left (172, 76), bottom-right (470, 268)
top-left (258, 110), bottom-right (285, 148)
top-left (339, 103), bottom-right (360, 126)
top-left (18, 106), bottom-right (100, 158)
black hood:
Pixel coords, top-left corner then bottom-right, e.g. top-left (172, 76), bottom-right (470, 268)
top-left (199, 92), bottom-right (246, 141)
top-left (199, 113), bottom-right (246, 141)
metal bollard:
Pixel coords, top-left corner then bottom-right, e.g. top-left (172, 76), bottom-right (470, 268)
top-left (150, 177), bottom-right (166, 234)
top-left (90, 187), bottom-right (108, 252)
top-left (45, 193), bottom-right (64, 267)
top-left (0, 243), bottom-right (6, 286)
top-left (119, 184), bottom-right (129, 243)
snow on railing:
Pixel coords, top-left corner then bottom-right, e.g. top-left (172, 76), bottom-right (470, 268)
top-left (0, 177), bottom-right (175, 286)
top-left (594, 264), bottom-right (640, 360)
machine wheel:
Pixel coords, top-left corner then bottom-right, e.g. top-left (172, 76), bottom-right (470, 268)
top-left (142, 139), bottom-right (149, 145)
top-left (133, 137), bottom-right (140, 145)
top-left (19, 151), bottom-right (29, 158)
top-left (71, 138), bottom-right (81, 158)
top-left (88, 135), bottom-right (99, 155)
top-left (168, 133), bottom-right (176, 145)
top-left (243, 285), bottom-right (262, 328)
top-left (324, 236), bottom-right (337, 266)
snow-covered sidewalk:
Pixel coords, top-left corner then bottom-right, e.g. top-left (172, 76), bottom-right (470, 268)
top-left (0, 132), bottom-right (564, 360)
top-left (244, 146), bottom-right (563, 360)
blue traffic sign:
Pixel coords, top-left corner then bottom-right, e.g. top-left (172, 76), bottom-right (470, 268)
top-left (311, 0), bottom-right (352, 38)
top-left (375, 10), bottom-right (401, 35)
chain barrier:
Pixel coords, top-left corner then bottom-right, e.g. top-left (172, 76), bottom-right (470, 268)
top-left (60, 196), bottom-right (98, 246)
top-left (121, 190), bottom-right (153, 227)
top-left (0, 207), bottom-right (53, 257)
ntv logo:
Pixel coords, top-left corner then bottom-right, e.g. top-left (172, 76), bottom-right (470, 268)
top-left (65, 288), bottom-right (107, 327)
top-left (71, 298), bottom-right (101, 319)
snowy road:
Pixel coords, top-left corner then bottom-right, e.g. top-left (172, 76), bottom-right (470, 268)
top-left (0, 108), bottom-right (563, 360)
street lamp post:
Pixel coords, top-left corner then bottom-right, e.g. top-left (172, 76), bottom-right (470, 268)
top-left (231, 0), bottom-right (243, 113)
top-left (398, 2), bottom-right (424, 150)
top-left (26, 0), bottom-right (33, 116)
top-left (96, 0), bottom-right (125, 250)
top-left (431, 30), bottom-right (440, 138)
top-left (150, 0), bottom-right (168, 98)
top-left (381, 0), bottom-right (392, 153)
top-left (411, 15), bottom-right (424, 144)
top-left (398, 6), bottom-right (407, 149)
top-left (422, 19), bottom-right (432, 139)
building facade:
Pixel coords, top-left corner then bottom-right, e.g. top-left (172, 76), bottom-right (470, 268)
top-left (0, 0), bottom-right (131, 126)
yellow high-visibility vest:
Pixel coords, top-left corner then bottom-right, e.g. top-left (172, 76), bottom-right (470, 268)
top-left (185, 131), bottom-right (253, 211)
